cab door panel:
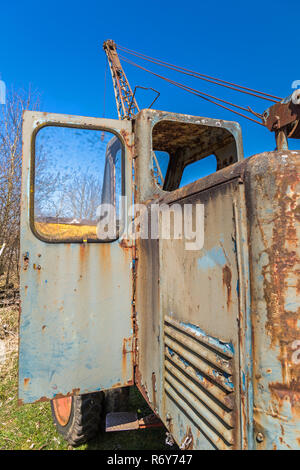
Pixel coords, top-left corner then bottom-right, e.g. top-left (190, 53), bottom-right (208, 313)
top-left (19, 112), bottom-right (134, 403)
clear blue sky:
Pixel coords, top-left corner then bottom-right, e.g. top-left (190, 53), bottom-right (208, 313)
top-left (0, 0), bottom-right (298, 157)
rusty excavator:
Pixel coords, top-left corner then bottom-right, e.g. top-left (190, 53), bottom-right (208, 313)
top-left (17, 39), bottom-right (300, 450)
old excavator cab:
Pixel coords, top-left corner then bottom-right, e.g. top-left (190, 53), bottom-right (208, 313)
top-left (17, 36), bottom-right (300, 449)
top-left (19, 106), bottom-right (300, 449)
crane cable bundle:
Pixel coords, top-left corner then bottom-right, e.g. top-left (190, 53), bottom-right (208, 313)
top-left (113, 43), bottom-right (283, 127)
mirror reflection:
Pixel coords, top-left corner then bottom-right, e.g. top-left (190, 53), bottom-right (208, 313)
top-left (34, 126), bottom-right (123, 242)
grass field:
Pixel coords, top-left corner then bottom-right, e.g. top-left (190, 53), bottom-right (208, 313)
top-left (35, 222), bottom-right (98, 241)
top-left (0, 304), bottom-right (173, 451)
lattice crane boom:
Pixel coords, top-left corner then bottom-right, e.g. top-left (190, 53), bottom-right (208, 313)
top-left (103, 40), bottom-right (139, 120)
top-left (103, 39), bottom-right (164, 183)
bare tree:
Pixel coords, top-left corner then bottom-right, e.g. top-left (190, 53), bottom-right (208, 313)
top-left (34, 127), bottom-right (105, 224)
top-left (64, 170), bottom-right (102, 222)
top-left (34, 155), bottom-right (102, 223)
top-left (34, 142), bottom-right (66, 219)
top-left (0, 88), bottom-right (39, 286)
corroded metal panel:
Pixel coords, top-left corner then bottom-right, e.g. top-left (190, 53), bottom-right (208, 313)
top-left (19, 106), bottom-right (300, 448)
top-left (164, 317), bottom-right (235, 449)
top-left (135, 141), bottom-right (300, 449)
top-left (134, 110), bottom-right (250, 450)
top-left (158, 180), bottom-right (243, 450)
top-left (134, 109), bottom-right (244, 202)
top-left (19, 112), bottom-right (134, 403)
top-left (245, 150), bottom-right (300, 449)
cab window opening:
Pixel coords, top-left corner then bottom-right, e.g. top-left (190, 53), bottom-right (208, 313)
top-left (152, 120), bottom-right (238, 191)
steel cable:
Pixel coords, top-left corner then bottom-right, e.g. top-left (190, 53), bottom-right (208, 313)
top-left (120, 55), bottom-right (265, 126)
top-left (117, 44), bottom-right (282, 103)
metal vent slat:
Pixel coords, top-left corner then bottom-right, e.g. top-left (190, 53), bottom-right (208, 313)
top-left (164, 324), bottom-right (232, 374)
top-left (165, 382), bottom-right (230, 450)
top-left (164, 316), bottom-right (235, 449)
top-left (165, 348), bottom-right (233, 409)
top-left (165, 314), bottom-right (234, 358)
top-left (165, 358), bottom-right (233, 427)
top-left (165, 336), bottom-right (233, 392)
top-left (165, 371), bottom-right (234, 445)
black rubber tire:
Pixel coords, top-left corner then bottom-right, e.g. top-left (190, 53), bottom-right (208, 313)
top-left (51, 391), bottom-right (104, 447)
top-left (104, 386), bottom-right (130, 413)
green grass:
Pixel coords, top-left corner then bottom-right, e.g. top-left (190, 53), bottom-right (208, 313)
top-left (0, 305), bottom-right (173, 451)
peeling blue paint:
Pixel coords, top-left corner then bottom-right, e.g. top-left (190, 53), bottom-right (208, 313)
top-left (169, 348), bottom-right (205, 382)
top-left (284, 300), bottom-right (300, 313)
top-left (224, 377), bottom-right (234, 390)
top-left (232, 236), bottom-right (237, 254)
top-left (196, 371), bottom-right (205, 382)
top-left (167, 346), bottom-right (175, 357)
top-left (212, 368), bottom-right (234, 390)
top-left (197, 246), bottom-right (226, 271)
top-left (180, 320), bottom-right (235, 356)
top-left (242, 371), bottom-right (246, 392)
top-left (168, 342), bottom-right (234, 389)
top-left (176, 354), bottom-right (191, 369)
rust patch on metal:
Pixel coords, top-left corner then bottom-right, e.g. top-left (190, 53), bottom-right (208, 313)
top-left (138, 413), bottom-right (164, 429)
top-left (263, 99), bottom-right (300, 137)
top-left (120, 128), bottom-right (134, 152)
top-left (110, 381), bottom-right (121, 388)
top-left (122, 338), bottom-right (128, 381)
top-left (125, 379), bottom-right (134, 386)
top-left (97, 243), bottom-right (112, 271)
top-left (110, 379), bottom-right (134, 389)
top-left (222, 265), bottom-right (232, 310)
top-left (122, 337), bottom-right (134, 383)
top-left (79, 243), bottom-right (88, 264)
top-left (158, 160), bottom-right (246, 207)
top-left (53, 388), bottom-right (81, 399)
top-left (180, 427), bottom-right (194, 450)
top-left (23, 253), bottom-right (29, 271)
top-left (269, 383), bottom-right (300, 414)
top-left (166, 412), bottom-right (174, 434)
top-left (248, 153), bottom-right (300, 430)
top-left (261, 171), bottom-right (300, 387)
top-left (119, 237), bottom-right (132, 250)
top-left (21, 388), bottom-right (83, 406)
top-left (151, 372), bottom-right (157, 409)
top-left (152, 119), bottom-right (234, 158)
top-left (135, 368), bottom-right (152, 408)
top-left (23, 378), bottom-right (30, 388)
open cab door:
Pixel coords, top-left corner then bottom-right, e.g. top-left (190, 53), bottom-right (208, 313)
top-left (19, 111), bottom-right (134, 404)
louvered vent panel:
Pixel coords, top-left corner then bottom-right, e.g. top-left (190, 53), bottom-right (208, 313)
top-left (164, 315), bottom-right (236, 450)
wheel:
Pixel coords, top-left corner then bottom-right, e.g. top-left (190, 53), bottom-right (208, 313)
top-left (51, 391), bottom-right (104, 447)
top-left (51, 387), bottom-right (131, 447)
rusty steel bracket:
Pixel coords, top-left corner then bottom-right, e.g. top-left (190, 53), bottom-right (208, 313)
top-left (263, 90), bottom-right (300, 149)
top-left (138, 413), bottom-right (164, 429)
top-left (105, 412), bottom-right (163, 432)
